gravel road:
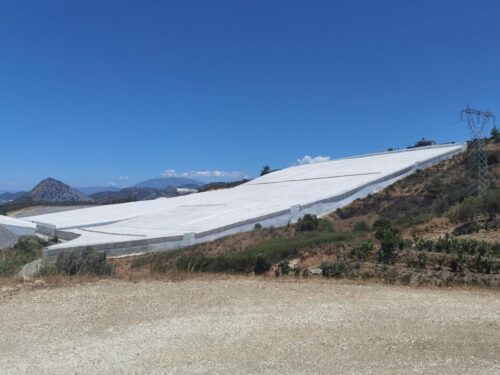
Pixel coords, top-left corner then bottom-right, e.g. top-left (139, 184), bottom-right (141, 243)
top-left (0, 279), bottom-right (499, 374)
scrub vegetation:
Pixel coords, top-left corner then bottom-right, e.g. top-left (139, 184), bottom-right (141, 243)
top-left (0, 237), bottom-right (48, 276)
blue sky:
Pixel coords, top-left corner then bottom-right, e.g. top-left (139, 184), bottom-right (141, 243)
top-left (1, 0), bottom-right (499, 191)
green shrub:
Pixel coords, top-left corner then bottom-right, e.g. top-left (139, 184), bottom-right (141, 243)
top-left (254, 223), bottom-right (262, 230)
top-left (487, 153), bottom-right (498, 165)
top-left (349, 241), bottom-right (373, 261)
top-left (321, 260), bottom-right (349, 278)
top-left (41, 248), bottom-right (114, 276)
top-left (176, 231), bottom-right (355, 274)
top-left (405, 256), bottom-right (417, 268)
top-left (295, 214), bottom-right (319, 231)
top-left (445, 186), bottom-right (469, 205)
top-left (448, 196), bottom-right (480, 224)
top-left (481, 189), bottom-right (500, 220)
top-left (372, 218), bottom-right (391, 233)
top-left (317, 218), bottom-right (334, 232)
top-left (432, 198), bottom-right (450, 216)
top-left (254, 254), bottom-right (271, 274)
top-left (353, 221), bottom-right (370, 232)
top-left (277, 260), bottom-right (290, 275)
top-left (377, 227), bottom-right (403, 264)
top-left (417, 253), bottom-right (427, 269)
top-left (0, 237), bottom-right (47, 276)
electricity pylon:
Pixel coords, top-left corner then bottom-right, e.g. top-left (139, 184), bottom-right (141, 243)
top-left (461, 106), bottom-right (496, 196)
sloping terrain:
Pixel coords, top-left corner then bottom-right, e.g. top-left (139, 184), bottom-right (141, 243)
top-left (16, 178), bottom-right (93, 204)
top-left (24, 144), bottom-right (464, 256)
top-left (134, 177), bottom-right (202, 190)
top-left (89, 187), bottom-right (179, 204)
top-left (122, 142), bottom-right (500, 287)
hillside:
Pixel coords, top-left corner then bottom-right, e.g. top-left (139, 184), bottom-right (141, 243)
top-left (0, 191), bottom-right (25, 203)
top-left (122, 142), bottom-right (500, 288)
top-left (16, 178), bottom-right (93, 204)
top-left (134, 177), bottom-right (202, 190)
top-left (89, 187), bottom-right (180, 204)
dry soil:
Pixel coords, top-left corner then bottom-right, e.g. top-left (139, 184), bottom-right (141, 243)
top-left (0, 279), bottom-right (499, 374)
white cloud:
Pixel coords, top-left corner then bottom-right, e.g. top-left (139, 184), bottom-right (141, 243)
top-left (118, 176), bottom-right (129, 180)
top-left (160, 169), bottom-right (247, 180)
top-left (296, 155), bottom-right (331, 165)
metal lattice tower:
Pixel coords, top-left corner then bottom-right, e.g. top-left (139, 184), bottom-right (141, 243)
top-left (461, 106), bottom-right (496, 196)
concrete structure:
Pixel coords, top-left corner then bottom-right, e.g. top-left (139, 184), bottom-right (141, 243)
top-left (0, 215), bottom-right (36, 237)
top-left (20, 143), bottom-right (465, 258)
top-left (0, 215), bottom-right (37, 248)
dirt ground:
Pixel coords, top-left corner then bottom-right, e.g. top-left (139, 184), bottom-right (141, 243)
top-left (0, 278), bottom-right (499, 374)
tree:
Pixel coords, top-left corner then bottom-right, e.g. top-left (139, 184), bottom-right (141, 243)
top-left (295, 214), bottom-right (319, 231)
top-left (260, 165), bottom-right (271, 176)
top-left (491, 126), bottom-right (500, 143)
top-left (254, 254), bottom-right (271, 274)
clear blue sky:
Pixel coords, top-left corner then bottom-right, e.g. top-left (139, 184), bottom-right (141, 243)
top-left (1, 0), bottom-right (499, 191)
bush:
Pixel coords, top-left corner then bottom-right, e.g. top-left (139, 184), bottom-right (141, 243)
top-left (491, 126), bottom-right (500, 143)
top-left (277, 260), bottom-right (290, 275)
top-left (0, 237), bottom-right (47, 276)
top-left (295, 214), bottom-right (319, 231)
top-left (445, 186), bottom-right (469, 205)
top-left (254, 254), bottom-right (271, 274)
top-left (41, 248), bottom-right (114, 276)
top-left (321, 260), bottom-right (350, 278)
top-left (449, 196), bottom-right (480, 224)
top-left (176, 231), bottom-right (355, 274)
top-left (417, 253), bottom-right (427, 269)
top-left (254, 223), bottom-right (262, 230)
top-left (372, 219), bottom-right (391, 233)
top-left (487, 153), bottom-right (499, 165)
top-left (317, 218), bottom-right (334, 232)
top-left (481, 189), bottom-right (500, 221)
top-left (349, 241), bottom-right (373, 261)
top-left (377, 226), bottom-right (403, 264)
top-left (432, 198), bottom-right (450, 216)
top-left (353, 221), bottom-right (370, 232)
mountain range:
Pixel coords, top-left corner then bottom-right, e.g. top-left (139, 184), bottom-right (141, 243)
top-left (89, 187), bottom-right (180, 204)
top-left (0, 191), bottom-right (26, 203)
top-left (133, 177), bottom-right (202, 190)
top-left (0, 176), bottom-right (244, 207)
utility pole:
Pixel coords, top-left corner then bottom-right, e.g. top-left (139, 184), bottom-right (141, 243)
top-left (461, 106), bottom-right (496, 196)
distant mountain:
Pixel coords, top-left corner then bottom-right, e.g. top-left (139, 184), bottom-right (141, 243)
top-left (16, 178), bottom-right (93, 203)
top-left (134, 177), bottom-right (202, 190)
top-left (76, 186), bottom-right (121, 195)
top-left (0, 191), bottom-right (26, 203)
top-left (89, 187), bottom-right (180, 204)
top-left (198, 179), bottom-right (249, 192)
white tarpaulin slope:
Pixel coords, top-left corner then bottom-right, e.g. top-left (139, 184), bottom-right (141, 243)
top-left (25, 144), bottom-right (465, 258)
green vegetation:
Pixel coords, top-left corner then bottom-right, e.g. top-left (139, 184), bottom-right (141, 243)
top-left (0, 237), bottom-right (48, 276)
top-left (353, 221), bottom-right (370, 232)
top-left (320, 259), bottom-right (349, 278)
top-left (40, 248), bottom-right (114, 276)
top-left (260, 165), bottom-right (271, 176)
top-left (176, 230), bottom-right (355, 274)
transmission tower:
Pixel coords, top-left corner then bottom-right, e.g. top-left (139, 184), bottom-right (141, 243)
top-left (461, 106), bottom-right (496, 196)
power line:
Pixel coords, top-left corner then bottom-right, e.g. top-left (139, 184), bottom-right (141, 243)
top-left (461, 106), bottom-right (496, 196)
